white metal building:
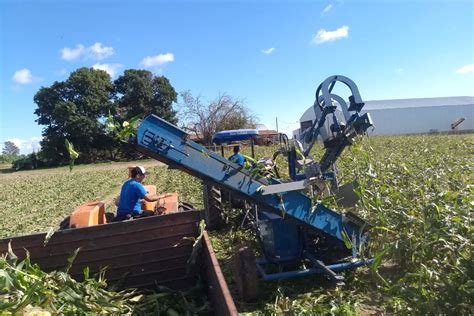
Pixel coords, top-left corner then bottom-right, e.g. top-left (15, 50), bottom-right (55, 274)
top-left (295, 96), bottom-right (474, 137)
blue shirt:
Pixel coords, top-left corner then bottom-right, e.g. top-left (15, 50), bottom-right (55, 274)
top-left (228, 153), bottom-right (245, 166)
top-left (117, 179), bottom-right (147, 216)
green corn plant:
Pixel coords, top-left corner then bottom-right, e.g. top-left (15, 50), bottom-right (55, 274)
top-left (105, 112), bottom-right (142, 142)
top-left (1, 134), bottom-right (473, 314)
top-left (0, 246), bottom-right (209, 315)
top-left (64, 139), bottom-right (79, 172)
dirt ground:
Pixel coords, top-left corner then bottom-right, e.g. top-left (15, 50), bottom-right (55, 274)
top-left (0, 160), bottom-right (164, 179)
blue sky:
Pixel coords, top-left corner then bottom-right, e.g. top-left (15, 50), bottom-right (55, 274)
top-left (1, 0), bottom-right (473, 154)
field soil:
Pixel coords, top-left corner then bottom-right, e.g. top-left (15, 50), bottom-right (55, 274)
top-left (0, 160), bottom-right (163, 179)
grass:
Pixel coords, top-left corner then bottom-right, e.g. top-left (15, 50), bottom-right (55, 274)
top-left (0, 133), bottom-right (473, 314)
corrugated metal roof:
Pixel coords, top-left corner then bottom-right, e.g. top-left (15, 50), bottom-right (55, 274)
top-left (363, 96), bottom-right (474, 110)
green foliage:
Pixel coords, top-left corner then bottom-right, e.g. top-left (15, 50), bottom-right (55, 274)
top-left (34, 67), bottom-right (114, 163)
top-left (11, 152), bottom-right (42, 171)
top-left (0, 248), bottom-right (208, 314)
top-left (0, 163), bottom-right (208, 314)
top-left (2, 141), bottom-right (19, 156)
top-left (342, 135), bottom-right (473, 314)
top-left (0, 142), bottom-right (22, 165)
top-left (64, 139), bottom-right (79, 172)
top-left (209, 134), bottom-right (473, 314)
top-left (1, 134), bottom-right (472, 314)
top-left (105, 112), bottom-right (142, 142)
top-left (33, 68), bottom-right (179, 164)
top-left (0, 154), bottom-right (20, 165)
top-left (114, 69), bottom-right (178, 124)
top-left (11, 157), bottom-right (33, 171)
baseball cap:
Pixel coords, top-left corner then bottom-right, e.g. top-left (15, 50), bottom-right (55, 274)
top-left (137, 166), bottom-right (146, 175)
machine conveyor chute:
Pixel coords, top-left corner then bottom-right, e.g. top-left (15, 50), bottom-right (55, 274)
top-left (135, 114), bottom-right (368, 245)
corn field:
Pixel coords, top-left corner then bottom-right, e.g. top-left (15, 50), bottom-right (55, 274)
top-left (0, 134), bottom-right (472, 314)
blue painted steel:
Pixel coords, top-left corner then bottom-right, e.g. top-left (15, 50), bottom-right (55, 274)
top-left (301, 75), bottom-right (373, 163)
top-left (136, 115), bottom-right (365, 245)
top-left (256, 258), bottom-right (374, 281)
top-left (258, 211), bottom-right (302, 261)
top-left (287, 148), bottom-right (297, 180)
top-left (212, 129), bottom-right (258, 144)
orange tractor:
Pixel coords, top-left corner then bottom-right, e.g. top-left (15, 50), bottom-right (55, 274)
top-left (61, 165), bottom-right (189, 229)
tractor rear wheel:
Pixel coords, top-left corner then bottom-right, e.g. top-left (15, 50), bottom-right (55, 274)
top-left (233, 245), bottom-right (258, 302)
top-left (105, 212), bottom-right (115, 223)
top-left (220, 188), bottom-right (246, 209)
top-left (202, 182), bottom-right (223, 230)
top-left (59, 216), bottom-right (70, 230)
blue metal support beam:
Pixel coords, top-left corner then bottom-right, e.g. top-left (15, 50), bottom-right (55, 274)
top-left (256, 258), bottom-right (374, 281)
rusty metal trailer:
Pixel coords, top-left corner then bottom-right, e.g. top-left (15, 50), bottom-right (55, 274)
top-left (0, 210), bottom-right (237, 316)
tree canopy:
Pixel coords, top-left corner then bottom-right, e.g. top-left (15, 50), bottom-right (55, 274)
top-left (114, 70), bottom-right (178, 124)
top-left (33, 67), bottom-right (179, 163)
top-left (2, 141), bottom-right (20, 156)
top-left (34, 67), bottom-right (114, 163)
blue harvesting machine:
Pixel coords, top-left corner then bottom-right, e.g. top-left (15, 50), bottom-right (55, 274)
top-left (134, 75), bottom-right (374, 300)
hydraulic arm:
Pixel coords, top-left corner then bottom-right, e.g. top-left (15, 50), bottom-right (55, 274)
top-left (301, 75), bottom-right (373, 172)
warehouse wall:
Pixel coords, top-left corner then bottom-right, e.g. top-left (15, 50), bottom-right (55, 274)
top-left (361, 104), bottom-right (473, 135)
top-left (296, 103), bottom-right (473, 137)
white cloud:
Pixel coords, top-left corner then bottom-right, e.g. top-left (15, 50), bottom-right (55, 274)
top-left (61, 42), bottom-right (114, 61)
top-left (311, 25), bottom-right (349, 44)
top-left (93, 63), bottom-right (124, 77)
top-left (12, 68), bottom-right (40, 84)
top-left (261, 47), bottom-right (275, 54)
top-left (140, 53), bottom-right (175, 67)
top-left (88, 42), bottom-right (114, 60)
top-left (456, 64), bottom-right (474, 74)
top-left (61, 44), bottom-right (86, 61)
top-left (4, 137), bottom-right (41, 154)
top-left (322, 4), bottom-right (333, 14)
top-left (395, 68), bottom-right (404, 73)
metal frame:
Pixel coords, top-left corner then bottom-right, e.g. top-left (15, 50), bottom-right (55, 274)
top-left (212, 129), bottom-right (257, 159)
top-left (135, 75), bottom-right (375, 285)
top-left (256, 257), bottom-right (374, 282)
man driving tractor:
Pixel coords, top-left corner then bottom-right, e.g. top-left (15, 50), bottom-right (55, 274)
top-left (116, 166), bottom-right (160, 221)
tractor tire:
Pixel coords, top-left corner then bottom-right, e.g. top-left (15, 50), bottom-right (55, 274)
top-left (220, 187), bottom-right (232, 204)
top-left (178, 202), bottom-right (195, 212)
top-left (202, 182), bottom-right (224, 230)
top-left (105, 212), bottom-right (115, 224)
top-left (233, 245), bottom-right (259, 302)
top-left (59, 216), bottom-right (70, 230)
top-left (220, 187), bottom-right (246, 209)
top-left (230, 195), bottom-right (247, 209)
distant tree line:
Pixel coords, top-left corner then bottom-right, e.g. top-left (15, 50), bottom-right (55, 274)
top-left (0, 141), bottom-right (39, 170)
top-left (0, 141), bottom-right (20, 164)
top-left (29, 67), bottom-right (255, 168)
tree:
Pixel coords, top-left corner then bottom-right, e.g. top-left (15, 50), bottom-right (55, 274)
top-left (114, 70), bottom-right (178, 124)
top-left (2, 141), bottom-right (20, 155)
top-left (179, 91), bottom-right (257, 144)
top-left (34, 67), bottom-right (114, 163)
